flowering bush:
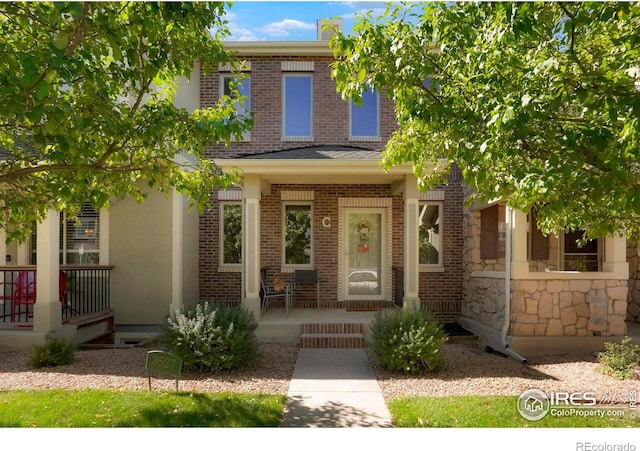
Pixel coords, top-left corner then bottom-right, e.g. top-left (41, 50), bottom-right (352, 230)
top-left (370, 308), bottom-right (447, 374)
top-left (160, 302), bottom-right (259, 372)
top-left (598, 336), bottom-right (640, 380)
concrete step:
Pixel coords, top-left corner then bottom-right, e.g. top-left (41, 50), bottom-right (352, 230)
top-left (300, 333), bottom-right (366, 349)
top-left (300, 323), bottom-right (366, 348)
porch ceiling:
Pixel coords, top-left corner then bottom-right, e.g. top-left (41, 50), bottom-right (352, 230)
top-left (215, 158), bottom-right (419, 185)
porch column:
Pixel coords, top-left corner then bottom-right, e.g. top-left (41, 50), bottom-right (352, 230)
top-left (511, 209), bottom-right (530, 278)
top-left (243, 174), bottom-right (262, 320)
top-left (603, 233), bottom-right (629, 277)
top-left (33, 209), bottom-right (62, 333)
top-left (0, 228), bottom-right (6, 265)
top-left (170, 188), bottom-right (184, 315)
top-left (403, 175), bottom-right (420, 311)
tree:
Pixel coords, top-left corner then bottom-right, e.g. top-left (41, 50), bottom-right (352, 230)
top-left (330, 2), bottom-right (640, 242)
top-left (0, 2), bottom-right (250, 242)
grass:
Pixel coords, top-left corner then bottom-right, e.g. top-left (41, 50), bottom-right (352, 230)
top-left (389, 396), bottom-right (640, 428)
top-left (0, 389), bottom-right (286, 427)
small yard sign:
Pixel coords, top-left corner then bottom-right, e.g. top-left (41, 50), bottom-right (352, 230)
top-left (145, 350), bottom-right (183, 391)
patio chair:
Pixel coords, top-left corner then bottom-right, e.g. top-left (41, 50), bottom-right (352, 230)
top-left (260, 271), bottom-right (290, 317)
top-left (10, 270), bottom-right (37, 322)
top-left (292, 269), bottom-right (319, 310)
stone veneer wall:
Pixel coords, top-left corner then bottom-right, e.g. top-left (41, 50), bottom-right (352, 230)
top-left (511, 279), bottom-right (628, 336)
top-left (461, 206), bottom-right (506, 329)
top-left (627, 243), bottom-right (640, 322)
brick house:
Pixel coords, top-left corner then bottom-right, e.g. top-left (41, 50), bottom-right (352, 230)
top-left (2, 21), bottom-right (638, 355)
top-left (199, 31), bottom-right (465, 323)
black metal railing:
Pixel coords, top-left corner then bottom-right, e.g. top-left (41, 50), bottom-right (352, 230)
top-left (0, 265), bottom-right (113, 323)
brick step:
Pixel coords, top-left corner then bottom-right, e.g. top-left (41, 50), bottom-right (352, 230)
top-left (300, 333), bottom-right (366, 349)
top-left (300, 323), bottom-right (364, 335)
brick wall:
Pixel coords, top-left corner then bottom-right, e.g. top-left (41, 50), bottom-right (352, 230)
top-left (197, 53), bottom-right (465, 316)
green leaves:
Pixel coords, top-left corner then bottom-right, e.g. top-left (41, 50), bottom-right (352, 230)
top-left (0, 2), bottom-right (247, 242)
top-left (330, 1), bottom-right (640, 241)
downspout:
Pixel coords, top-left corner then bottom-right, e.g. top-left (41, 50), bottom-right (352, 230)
top-left (502, 206), bottom-right (528, 363)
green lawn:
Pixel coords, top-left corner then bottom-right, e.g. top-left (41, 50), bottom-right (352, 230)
top-left (0, 389), bottom-right (286, 427)
top-left (389, 395), bottom-right (640, 428)
top-left (3, 390), bottom-right (638, 428)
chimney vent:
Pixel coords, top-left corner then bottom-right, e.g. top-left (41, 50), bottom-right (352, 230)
top-left (317, 18), bottom-right (343, 41)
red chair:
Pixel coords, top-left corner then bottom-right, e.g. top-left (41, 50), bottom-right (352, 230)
top-left (10, 270), bottom-right (37, 322)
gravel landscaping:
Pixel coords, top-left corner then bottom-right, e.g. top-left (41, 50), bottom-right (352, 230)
top-left (1, 342), bottom-right (638, 401)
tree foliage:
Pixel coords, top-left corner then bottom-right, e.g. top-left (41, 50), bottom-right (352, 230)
top-left (0, 2), bottom-right (250, 242)
top-left (331, 2), bottom-right (640, 241)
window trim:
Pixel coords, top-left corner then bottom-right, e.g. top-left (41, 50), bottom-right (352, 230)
top-left (220, 73), bottom-right (251, 142)
top-left (418, 201), bottom-right (443, 268)
top-left (219, 201), bottom-right (243, 271)
top-left (282, 201), bottom-right (314, 270)
top-left (349, 87), bottom-right (380, 141)
top-left (282, 73), bottom-right (313, 141)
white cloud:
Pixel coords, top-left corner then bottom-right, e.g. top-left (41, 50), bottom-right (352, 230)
top-left (221, 10), bottom-right (264, 41)
top-left (260, 19), bottom-right (316, 37)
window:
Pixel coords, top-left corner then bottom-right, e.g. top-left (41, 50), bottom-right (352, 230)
top-left (28, 203), bottom-right (101, 265)
top-left (419, 202), bottom-right (442, 265)
top-left (220, 202), bottom-right (242, 266)
top-left (221, 73), bottom-right (251, 141)
top-left (528, 209), bottom-right (549, 261)
top-left (563, 230), bottom-right (599, 272)
top-left (283, 203), bottom-right (312, 266)
top-left (283, 74), bottom-right (313, 140)
top-left (350, 87), bottom-right (379, 140)
top-left (480, 204), bottom-right (506, 260)
top-left (61, 203), bottom-right (100, 265)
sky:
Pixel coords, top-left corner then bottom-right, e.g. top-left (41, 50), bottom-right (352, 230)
top-left (221, 1), bottom-right (395, 41)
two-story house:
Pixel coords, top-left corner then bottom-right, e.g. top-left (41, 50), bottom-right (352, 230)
top-left (1, 20), bottom-right (638, 356)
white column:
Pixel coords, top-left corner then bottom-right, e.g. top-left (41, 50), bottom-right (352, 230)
top-left (243, 175), bottom-right (262, 320)
top-left (603, 233), bottom-right (629, 277)
top-left (0, 229), bottom-right (6, 266)
top-left (403, 175), bottom-right (420, 311)
top-left (169, 189), bottom-right (184, 315)
top-left (33, 209), bottom-right (62, 333)
top-left (511, 209), bottom-right (530, 278)
top-left (98, 208), bottom-right (109, 265)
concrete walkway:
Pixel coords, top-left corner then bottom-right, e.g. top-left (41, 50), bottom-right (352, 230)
top-left (280, 348), bottom-right (393, 427)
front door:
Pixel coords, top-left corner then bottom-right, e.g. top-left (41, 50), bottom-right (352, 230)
top-left (344, 209), bottom-right (386, 300)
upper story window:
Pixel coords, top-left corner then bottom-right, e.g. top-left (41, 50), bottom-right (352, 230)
top-left (350, 87), bottom-right (380, 141)
top-left (220, 202), bottom-right (242, 267)
top-left (283, 203), bottom-right (313, 267)
top-left (282, 74), bottom-right (313, 141)
top-left (221, 73), bottom-right (251, 141)
top-left (419, 202), bottom-right (443, 266)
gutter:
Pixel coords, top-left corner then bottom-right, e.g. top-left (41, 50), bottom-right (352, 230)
top-left (502, 205), bottom-right (528, 364)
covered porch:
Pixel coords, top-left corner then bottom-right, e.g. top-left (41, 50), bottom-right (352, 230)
top-left (213, 146), bottom-right (439, 322)
top-left (0, 209), bottom-right (114, 350)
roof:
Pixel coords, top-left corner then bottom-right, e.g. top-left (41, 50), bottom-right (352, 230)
top-left (234, 145), bottom-right (383, 160)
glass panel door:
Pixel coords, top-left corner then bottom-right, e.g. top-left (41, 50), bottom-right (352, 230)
top-left (347, 211), bottom-right (382, 298)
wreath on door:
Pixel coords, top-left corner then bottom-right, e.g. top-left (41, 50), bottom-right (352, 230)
top-left (357, 220), bottom-right (370, 253)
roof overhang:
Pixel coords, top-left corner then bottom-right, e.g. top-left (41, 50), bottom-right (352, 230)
top-left (222, 41), bottom-right (334, 56)
top-left (215, 158), bottom-right (418, 185)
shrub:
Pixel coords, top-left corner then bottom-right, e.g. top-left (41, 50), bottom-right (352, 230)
top-left (160, 302), bottom-right (260, 372)
top-left (29, 335), bottom-right (76, 368)
top-left (598, 336), bottom-right (640, 380)
top-left (370, 308), bottom-right (447, 374)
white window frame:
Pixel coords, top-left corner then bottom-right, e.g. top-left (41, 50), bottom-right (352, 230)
top-left (282, 73), bottom-right (313, 141)
top-left (282, 201), bottom-right (314, 270)
top-left (220, 73), bottom-right (251, 142)
top-left (219, 201), bottom-right (243, 271)
top-left (418, 201), bottom-right (443, 269)
top-left (349, 87), bottom-right (380, 141)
